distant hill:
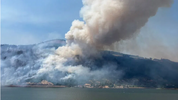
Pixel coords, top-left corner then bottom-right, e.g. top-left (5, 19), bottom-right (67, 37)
top-left (1, 39), bottom-right (178, 88)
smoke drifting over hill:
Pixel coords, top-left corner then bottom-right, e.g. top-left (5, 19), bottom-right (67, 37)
top-left (1, 0), bottom-right (177, 87)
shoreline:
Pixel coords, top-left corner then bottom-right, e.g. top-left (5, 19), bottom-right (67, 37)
top-left (2, 85), bottom-right (178, 90)
top-left (3, 85), bottom-right (66, 88)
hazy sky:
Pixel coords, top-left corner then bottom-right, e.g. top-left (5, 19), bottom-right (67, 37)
top-left (1, 0), bottom-right (178, 46)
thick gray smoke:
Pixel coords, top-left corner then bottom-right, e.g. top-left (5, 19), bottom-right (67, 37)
top-left (66, 0), bottom-right (172, 50)
top-left (1, 0), bottom-right (173, 85)
top-left (40, 0), bottom-right (173, 84)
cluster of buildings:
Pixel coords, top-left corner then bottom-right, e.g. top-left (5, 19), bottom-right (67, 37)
top-left (75, 83), bottom-right (140, 89)
top-left (24, 80), bottom-right (145, 88)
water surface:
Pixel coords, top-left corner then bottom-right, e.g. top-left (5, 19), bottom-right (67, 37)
top-left (1, 87), bottom-right (178, 100)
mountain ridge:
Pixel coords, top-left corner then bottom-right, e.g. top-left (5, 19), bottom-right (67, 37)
top-left (1, 39), bottom-right (178, 88)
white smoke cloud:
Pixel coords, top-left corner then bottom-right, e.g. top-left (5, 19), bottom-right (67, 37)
top-left (39, 0), bottom-right (172, 85)
top-left (66, 0), bottom-right (172, 48)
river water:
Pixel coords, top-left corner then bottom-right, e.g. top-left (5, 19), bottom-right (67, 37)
top-left (1, 87), bottom-right (178, 100)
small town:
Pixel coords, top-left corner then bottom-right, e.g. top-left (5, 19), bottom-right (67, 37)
top-left (23, 80), bottom-right (144, 89)
top-left (11, 80), bottom-right (174, 89)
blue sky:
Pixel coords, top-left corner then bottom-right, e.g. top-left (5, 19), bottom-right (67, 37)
top-left (1, 0), bottom-right (178, 46)
top-left (1, 0), bottom-right (83, 44)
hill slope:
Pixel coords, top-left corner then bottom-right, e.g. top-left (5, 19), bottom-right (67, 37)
top-left (1, 39), bottom-right (178, 88)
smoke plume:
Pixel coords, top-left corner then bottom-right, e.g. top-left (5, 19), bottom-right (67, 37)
top-left (65, 0), bottom-right (172, 53)
top-left (41, 0), bottom-right (172, 84)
